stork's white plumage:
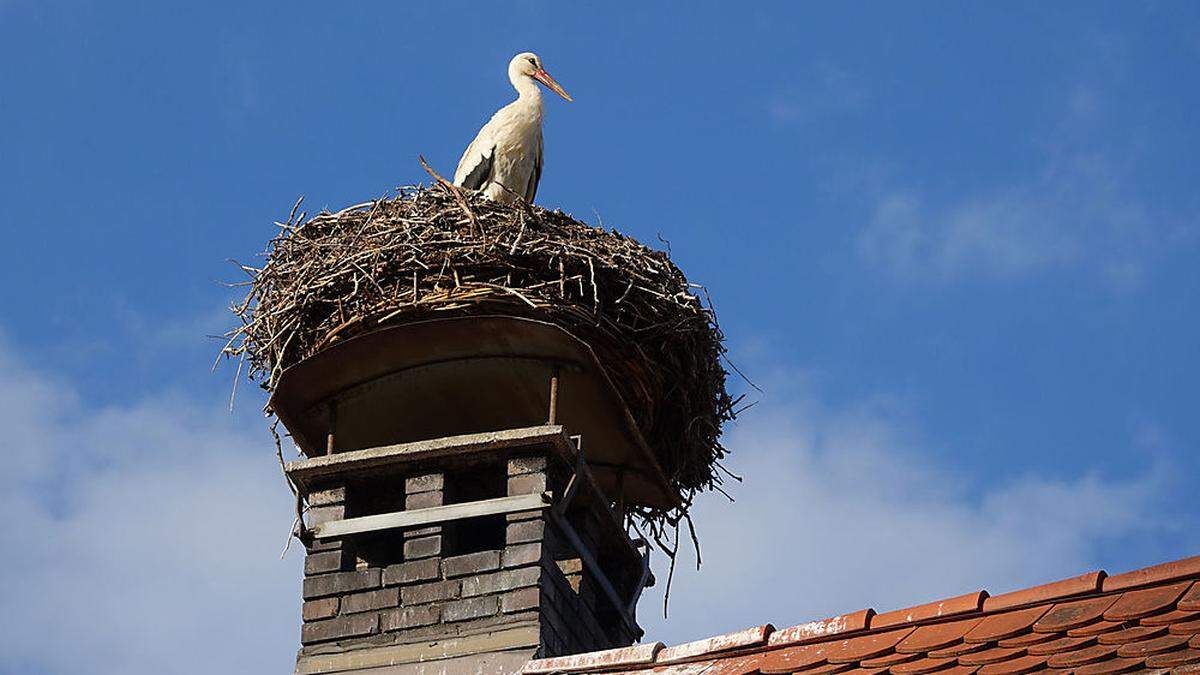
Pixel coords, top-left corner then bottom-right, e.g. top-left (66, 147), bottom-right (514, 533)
top-left (453, 52), bottom-right (572, 204)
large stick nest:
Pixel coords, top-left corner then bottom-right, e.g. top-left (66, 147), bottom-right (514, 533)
top-left (223, 185), bottom-right (737, 527)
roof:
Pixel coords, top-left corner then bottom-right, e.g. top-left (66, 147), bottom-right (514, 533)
top-left (524, 554), bottom-right (1200, 675)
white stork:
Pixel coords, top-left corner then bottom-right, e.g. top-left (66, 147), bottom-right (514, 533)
top-left (453, 52), bottom-right (572, 204)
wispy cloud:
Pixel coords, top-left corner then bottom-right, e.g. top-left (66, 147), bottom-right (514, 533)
top-left (640, 374), bottom-right (1179, 644)
top-left (769, 61), bottom-right (870, 126)
top-left (0, 336), bottom-right (299, 674)
top-left (855, 85), bottom-right (1193, 289)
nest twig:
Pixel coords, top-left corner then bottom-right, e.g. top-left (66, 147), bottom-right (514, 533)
top-left (221, 184), bottom-right (737, 533)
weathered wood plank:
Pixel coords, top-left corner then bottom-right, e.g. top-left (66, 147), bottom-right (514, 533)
top-left (286, 425), bottom-right (574, 489)
top-left (313, 492), bottom-right (552, 539)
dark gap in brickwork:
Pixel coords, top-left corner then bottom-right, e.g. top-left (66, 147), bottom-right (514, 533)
top-left (443, 463), bottom-right (506, 555)
top-left (345, 476), bottom-right (407, 567)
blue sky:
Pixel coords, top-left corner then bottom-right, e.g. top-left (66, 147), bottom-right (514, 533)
top-left (2, 2), bottom-right (1198, 673)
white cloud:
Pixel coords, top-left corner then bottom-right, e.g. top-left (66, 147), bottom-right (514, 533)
top-left (855, 86), bottom-right (1191, 288)
top-left (639, 377), bottom-right (1174, 645)
top-left (0, 338), bottom-right (301, 674)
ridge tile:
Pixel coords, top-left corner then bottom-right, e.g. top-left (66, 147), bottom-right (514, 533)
top-left (873, 591), bottom-right (986, 629)
top-left (1101, 555), bottom-right (1200, 592)
top-left (768, 609), bottom-right (874, 647)
top-left (655, 625), bottom-right (773, 664)
top-left (981, 571), bottom-right (1103, 612)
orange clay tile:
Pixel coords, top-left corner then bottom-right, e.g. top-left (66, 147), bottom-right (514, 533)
top-left (1072, 656), bottom-right (1148, 675)
top-left (803, 662), bottom-right (853, 674)
top-left (655, 625), bottom-right (773, 664)
top-left (858, 650), bottom-right (917, 668)
top-left (523, 643), bottom-right (664, 674)
top-left (956, 646), bottom-right (1025, 667)
top-left (981, 571), bottom-right (1104, 612)
top-left (1114, 632), bottom-right (1191, 657)
top-left (996, 631), bottom-right (1053, 648)
top-left (702, 653), bottom-right (764, 675)
top-left (1103, 581), bottom-right (1192, 620)
top-left (963, 606), bottom-right (1049, 643)
top-left (873, 591), bottom-right (987, 629)
top-left (1146, 646), bottom-right (1200, 667)
top-left (975, 653), bottom-right (1048, 675)
top-left (757, 643), bottom-right (830, 674)
top-left (768, 610), bottom-right (875, 648)
top-left (1101, 554), bottom-right (1200, 592)
top-left (1026, 635), bottom-right (1097, 656)
top-left (1140, 608), bottom-right (1198, 625)
top-left (932, 668), bottom-right (980, 675)
top-left (1046, 643), bottom-right (1120, 668)
top-left (894, 618), bottom-right (982, 654)
top-left (1032, 595), bottom-right (1120, 632)
top-left (1095, 624), bottom-right (1166, 645)
top-left (1067, 620), bottom-right (1127, 637)
top-left (1181, 581), bottom-right (1200, 611)
top-left (1193, 633), bottom-right (1200, 648)
top-left (928, 640), bottom-right (987, 659)
top-left (826, 627), bottom-right (916, 664)
top-left (1169, 616), bottom-right (1200, 635)
top-left (889, 656), bottom-right (958, 674)
top-left (839, 668), bottom-right (886, 675)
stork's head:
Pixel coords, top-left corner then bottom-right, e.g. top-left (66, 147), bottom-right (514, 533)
top-left (509, 52), bottom-right (573, 102)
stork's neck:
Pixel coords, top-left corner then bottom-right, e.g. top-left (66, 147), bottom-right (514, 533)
top-left (511, 74), bottom-right (544, 105)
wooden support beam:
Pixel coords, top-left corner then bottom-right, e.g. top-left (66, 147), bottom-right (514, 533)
top-left (313, 491), bottom-right (552, 539)
top-left (286, 426), bottom-right (575, 491)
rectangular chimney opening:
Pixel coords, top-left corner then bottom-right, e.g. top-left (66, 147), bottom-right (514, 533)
top-left (443, 462), bottom-right (506, 555)
top-left (344, 476), bottom-right (407, 568)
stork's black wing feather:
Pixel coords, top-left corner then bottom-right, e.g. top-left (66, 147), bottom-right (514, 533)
top-left (459, 147), bottom-right (495, 191)
top-left (524, 136), bottom-right (543, 204)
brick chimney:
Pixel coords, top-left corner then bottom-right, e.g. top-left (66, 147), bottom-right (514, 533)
top-left (273, 317), bottom-right (668, 674)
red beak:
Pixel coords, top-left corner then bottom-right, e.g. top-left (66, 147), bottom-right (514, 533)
top-left (533, 68), bottom-right (573, 102)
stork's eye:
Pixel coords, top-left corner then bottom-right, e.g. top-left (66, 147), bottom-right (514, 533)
top-left (528, 57), bottom-right (537, 66)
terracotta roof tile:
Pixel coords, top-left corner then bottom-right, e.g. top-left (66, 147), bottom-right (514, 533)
top-left (981, 571), bottom-right (1104, 612)
top-left (956, 645), bottom-right (1025, 666)
top-left (857, 650), bottom-right (917, 668)
top-left (1031, 595), bottom-right (1119, 632)
top-left (825, 627), bottom-right (915, 664)
top-left (531, 553), bottom-right (1200, 675)
top-left (1140, 607), bottom-right (1198, 625)
top-left (654, 625), bottom-right (772, 664)
top-left (757, 643), bottom-right (829, 674)
top-left (1102, 580), bottom-right (1191, 620)
top-left (894, 618), bottom-right (982, 654)
top-left (1101, 554), bottom-right (1200, 591)
top-left (1146, 646), bottom-right (1200, 667)
top-left (1066, 619), bottom-right (1126, 637)
top-left (1045, 643), bottom-right (1120, 667)
top-left (1070, 655), bottom-right (1146, 675)
top-left (927, 640), bottom-right (988, 659)
top-left (523, 643), bottom-right (663, 673)
top-left (1181, 581), bottom-right (1200, 611)
top-left (768, 609), bottom-right (874, 648)
top-left (889, 656), bottom-right (957, 674)
top-left (995, 631), bottom-right (1052, 648)
top-left (963, 606), bottom-right (1049, 643)
top-left (974, 653), bottom-right (1047, 675)
top-left (873, 591), bottom-right (986, 628)
top-left (1094, 624), bottom-right (1166, 645)
top-left (1169, 616), bottom-right (1200, 635)
top-left (1026, 635), bottom-right (1097, 655)
top-left (1115, 631), bottom-right (1191, 657)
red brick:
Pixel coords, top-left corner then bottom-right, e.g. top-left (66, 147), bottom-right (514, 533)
top-left (300, 612), bottom-right (378, 644)
top-left (400, 579), bottom-right (460, 605)
top-left (304, 550), bottom-right (347, 576)
top-left (502, 543), bottom-right (542, 568)
top-left (403, 535), bottom-right (441, 559)
top-left (341, 587), bottom-right (399, 614)
top-left (443, 595), bottom-right (500, 622)
top-left (382, 558), bottom-right (440, 586)
top-left (461, 566), bottom-right (540, 597)
top-left (506, 519), bottom-right (544, 544)
top-left (442, 550), bottom-right (500, 578)
top-left (502, 587), bottom-right (540, 613)
top-left (302, 597), bottom-right (339, 622)
top-left (302, 568), bottom-right (381, 599)
top-left (381, 604), bottom-right (441, 631)
top-left (507, 473), bottom-right (546, 495)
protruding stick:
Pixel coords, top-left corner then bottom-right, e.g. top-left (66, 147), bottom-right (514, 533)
top-left (326, 399), bottom-right (337, 456)
top-left (548, 366), bottom-right (560, 425)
